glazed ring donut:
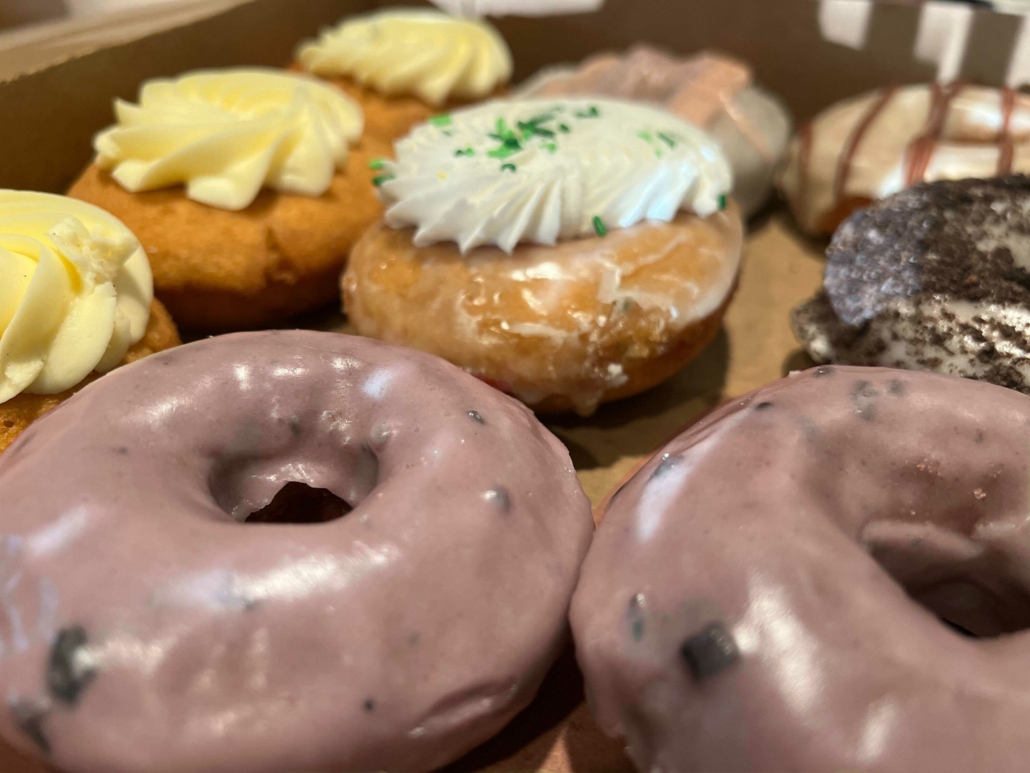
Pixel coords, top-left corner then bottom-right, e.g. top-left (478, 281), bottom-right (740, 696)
top-left (345, 209), bottom-right (742, 415)
top-left (344, 98), bottom-right (741, 415)
top-left (779, 83), bottom-right (1030, 235)
top-left (0, 331), bottom-right (593, 773)
top-left (792, 175), bottom-right (1030, 394)
top-left (572, 365), bottom-right (1030, 773)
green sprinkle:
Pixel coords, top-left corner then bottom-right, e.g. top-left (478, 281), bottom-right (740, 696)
top-left (455, 147), bottom-right (475, 157)
top-left (488, 146), bottom-right (518, 160)
top-left (658, 131), bottom-right (678, 149)
top-left (593, 216), bottom-right (607, 237)
top-left (559, 123), bottom-right (571, 133)
top-left (576, 105), bottom-right (600, 119)
top-left (518, 120), bottom-right (556, 139)
top-left (372, 174), bottom-right (394, 187)
top-left (655, 149), bottom-right (664, 158)
top-left (501, 163), bottom-right (517, 173)
top-left (487, 136), bottom-right (522, 159)
top-left (430, 114), bottom-right (452, 127)
top-left (637, 131), bottom-right (653, 142)
top-left (368, 158), bottom-right (387, 170)
top-left (543, 142), bottom-right (558, 153)
top-left (718, 194), bottom-right (728, 211)
top-left (490, 118), bottom-right (519, 141)
top-left (442, 130), bottom-right (453, 137)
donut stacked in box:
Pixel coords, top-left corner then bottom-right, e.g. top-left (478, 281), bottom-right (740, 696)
top-left (5, 4), bottom-right (1030, 773)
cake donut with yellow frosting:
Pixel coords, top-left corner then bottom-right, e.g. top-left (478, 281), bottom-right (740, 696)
top-left (0, 191), bottom-right (178, 453)
top-left (344, 98), bottom-right (742, 415)
top-left (296, 9), bottom-right (512, 142)
top-left (69, 68), bottom-right (386, 331)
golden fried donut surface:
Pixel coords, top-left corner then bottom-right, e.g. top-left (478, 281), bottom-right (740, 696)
top-left (0, 299), bottom-right (179, 454)
top-left (344, 204), bottom-right (743, 415)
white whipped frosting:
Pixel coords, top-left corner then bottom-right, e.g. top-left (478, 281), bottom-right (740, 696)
top-left (0, 192), bottom-right (153, 404)
top-left (297, 9), bottom-right (512, 106)
top-left (94, 68), bottom-right (363, 211)
top-left (379, 98), bottom-right (733, 253)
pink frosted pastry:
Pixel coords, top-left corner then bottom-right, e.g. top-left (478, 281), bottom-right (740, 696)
top-left (573, 365), bottom-right (1030, 772)
top-left (779, 83), bottom-right (1030, 235)
top-left (518, 46), bottom-right (792, 216)
top-left (0, 331), bottom-right (593, 773)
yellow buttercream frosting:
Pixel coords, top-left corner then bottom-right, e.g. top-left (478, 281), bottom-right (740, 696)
top-left (94, 68), bottom-right (364, 211)
top-left (297, 9), bottom-right (512, 106)
top-left (0, 192), bottom-right (153, 404)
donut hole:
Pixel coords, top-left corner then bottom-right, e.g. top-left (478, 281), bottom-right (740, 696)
top-left (245, 482), bottom-right (352, 525)
top-left (866, 524), bottom-right (1030, 638)
top-left (907, 580), bottom-right (1030, 638)
top-left (209, 446), bottom-right (378, 524)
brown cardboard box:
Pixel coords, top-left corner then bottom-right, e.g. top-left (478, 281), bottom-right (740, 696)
top-left (0, 1), bottom-right (1023, 770)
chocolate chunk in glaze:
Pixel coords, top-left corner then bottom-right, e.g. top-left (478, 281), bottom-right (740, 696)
top-left (851, 379), bottom-right (878, 421)
top-left (793, 177), bottom-right (1030, 394)
top-left (627, 594), bottom-right (646, 642)
top-left (679, 622), bottom-right (740, 680)
top-left (48, 627), bottom-right (95, 706)
top-left (467, 411), bottom-right (486, 424)
top-left (11, 698), bottom-right (50, 754)
top-left (754, 401), bottom-right (774, 411)
top-left (484, 487), bottom-right (511, 513)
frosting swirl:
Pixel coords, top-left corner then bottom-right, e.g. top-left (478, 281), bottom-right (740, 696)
top-left (94, 68), bottom-right (363, 211)
top-left (379, 98), bottom-right (733, 253)
top-left (0, 192), bottom-right (153, 404)
top-left (297, 10), bottom-right (512, 106)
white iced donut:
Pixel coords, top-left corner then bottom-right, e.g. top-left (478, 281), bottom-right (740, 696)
top-left (517, 46), bottom-right (792, 217)
top-left (779, 83), bottom-right (1030, 235)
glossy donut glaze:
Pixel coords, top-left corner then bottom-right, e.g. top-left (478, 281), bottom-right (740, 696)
top-left (572, 366), bottom-right (1030, 772)
top-left (0, 330), bottom-right (593, 773)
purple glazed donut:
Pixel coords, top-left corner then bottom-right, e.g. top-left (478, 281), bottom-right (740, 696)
top-left (0, 331), bottom-right (593, 773)
top-left (572, 365), bottom-right (1030, 773)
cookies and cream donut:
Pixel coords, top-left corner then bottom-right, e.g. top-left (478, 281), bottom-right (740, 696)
top-left (344, 98), bottom-right (742, 415)
top-left (0, 330), bottom-right (593, 773)
top-left (780, 83), bottom-right (1030, 235)
top-left (0, 191), bottom-right (178, 454)
top-left (297, 9), bottom-right (512, 142)
top-left (793, 176), bottom-right (1030, 393)
top-left (573, 365), bottom-right (1030, 773)
top-left (517, 47), bottom-right (792, 217)
top-left (69, 68), bottom-right (386, 330)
